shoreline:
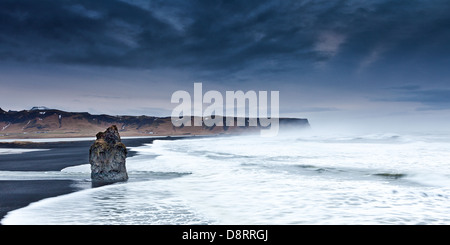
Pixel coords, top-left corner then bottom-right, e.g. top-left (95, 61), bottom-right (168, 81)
top-left (0, 180), bottom-right (82, 221)
top-left (0, 136), bottom-right (187, 222)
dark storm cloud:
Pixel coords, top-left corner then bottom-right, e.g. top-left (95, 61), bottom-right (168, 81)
top-left (1, 0), bottom-right (450, 77)
top-left (382, 86), bottom-right (450, 110)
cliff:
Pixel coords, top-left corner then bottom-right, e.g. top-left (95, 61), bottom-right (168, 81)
top-left (0, 107), bottom-right (310, 138)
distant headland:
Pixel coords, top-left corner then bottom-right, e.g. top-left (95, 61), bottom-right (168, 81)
top-left (0, 107), bottom-right (309, 139)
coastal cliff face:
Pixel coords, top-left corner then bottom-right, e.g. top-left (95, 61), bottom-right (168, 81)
top-left (0, 107), bottom-right (310, 139)
top-left (89, 125), bottom-right (128, 183)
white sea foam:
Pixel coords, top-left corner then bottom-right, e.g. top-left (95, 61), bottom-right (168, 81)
top-left (61, 164), bottom-right (90, 173)
top-left (0, 148), bottom-right (49, 155)
top-left (0, 170), bottom-right (88, 181)
top-left (3, 131), bottom-right (450, 225)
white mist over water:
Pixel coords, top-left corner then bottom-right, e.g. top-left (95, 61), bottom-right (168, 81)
top-left (2, 130), bottom-right (450, 224)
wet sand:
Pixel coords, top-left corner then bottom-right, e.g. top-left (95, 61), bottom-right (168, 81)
top-left (0, 180), bottom-right (79, 220)
top-left (0, 137), bottom-right (182, 222)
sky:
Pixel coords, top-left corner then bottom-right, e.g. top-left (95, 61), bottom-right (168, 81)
top-left (1, 0), bottom-right (450, 132)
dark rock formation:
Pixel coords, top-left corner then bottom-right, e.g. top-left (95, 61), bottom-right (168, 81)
top-left (279, 118), bottom-right (310, 129)
top-left (89, 125), bottom-right (128, 183)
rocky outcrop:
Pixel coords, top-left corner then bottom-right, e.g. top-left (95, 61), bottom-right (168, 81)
top-left (279, 118), bottom-right (310, 128)
top-left (89, 125), bottom-right (128, 183)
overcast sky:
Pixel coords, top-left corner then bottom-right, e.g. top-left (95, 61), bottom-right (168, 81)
top-left (1, 0), bottom-right (450, 132)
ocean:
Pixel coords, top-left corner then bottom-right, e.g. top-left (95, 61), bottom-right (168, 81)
top-left (2, 130), bottom-right (450, 225)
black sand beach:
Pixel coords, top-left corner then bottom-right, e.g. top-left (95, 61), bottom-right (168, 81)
top-left (0, 180), bottom-right (79, 220)
top-left (0, 137), bottom-right (177, 222)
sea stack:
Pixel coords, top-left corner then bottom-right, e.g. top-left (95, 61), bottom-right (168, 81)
top-left (89, 125), bottom-right (128, 183)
